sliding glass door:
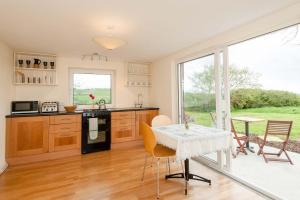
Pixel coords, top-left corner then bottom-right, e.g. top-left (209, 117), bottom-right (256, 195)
top-left (178, 54), bottom-right (216, 127)
top-left (178, 49), bottom-right (231, 167)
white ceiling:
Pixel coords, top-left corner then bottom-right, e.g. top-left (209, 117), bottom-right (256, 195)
top-left (0, 0), bottom-right (299, 62)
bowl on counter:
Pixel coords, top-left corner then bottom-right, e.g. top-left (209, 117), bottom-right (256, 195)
top-left (64, 105), bottom-right (77, 113)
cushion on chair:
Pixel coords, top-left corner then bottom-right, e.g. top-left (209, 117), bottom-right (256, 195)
top-left (153, 144), bottom-right (176, 158)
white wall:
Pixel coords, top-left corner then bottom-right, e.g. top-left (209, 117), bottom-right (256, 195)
top-left (150, 2), bottom-right (300, 121)
top-left (14, 57), bottom-right (150, 108)
top-left (0, 41), bottom-right (13, 173)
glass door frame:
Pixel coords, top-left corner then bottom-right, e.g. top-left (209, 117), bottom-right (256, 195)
top-left (177, 47), bottom-right (231, 171)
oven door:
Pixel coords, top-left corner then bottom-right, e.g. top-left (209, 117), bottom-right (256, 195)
top-left (82, 115), bottom-right (111, 154)
top-left (87, 117), bottom-right (108, 144)
top-left (11, 101), bottom-right (39, 114)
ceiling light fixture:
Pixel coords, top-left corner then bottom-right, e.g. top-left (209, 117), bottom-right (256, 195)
top-left (94, 25), bottom-right (127, 50)
top-left (81, 53), bottom-right (108, 62)
top-left (93, 36), bottom-right (126, 50)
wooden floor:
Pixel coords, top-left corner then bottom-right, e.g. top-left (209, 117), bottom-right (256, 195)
top-left (0, 143), bottom-right (266, 200)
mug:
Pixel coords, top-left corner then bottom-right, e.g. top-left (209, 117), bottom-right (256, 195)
top-left (18, 60), bottom-right (23, 67)
top-left (34, 59), bottom-right (41, 68)
top-left (43, 61), bottom-right (48, 69)
top-left (50, 61), bottom-right (55, 69)
top-left (26, 60), bottom-right (31, 68)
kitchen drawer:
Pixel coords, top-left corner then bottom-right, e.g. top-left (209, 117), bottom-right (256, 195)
top-left (49, 131), bottom-right (81, 152)
top-left (111, 118), bottom-right (134, 128)
top-left (50, 115), bottom-right (81, 125)
top-left (49, 123), bottom-right (81, 133)
top-left (111, 111), bottom-right (135, 120)
top-left (111, 125), bottom-right (135, 143)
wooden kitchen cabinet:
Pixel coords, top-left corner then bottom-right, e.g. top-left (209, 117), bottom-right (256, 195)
top-left (49, 131), bottom-right (81, 152)
top-left (6, 114), bottom-right (82, 165)
top-left (49, 115), bottom-right (81, 152)
top-left (111, 111), bottom-right (135, 143)
top-left (135, 110), bottom-right (159, 140)
top-left (6, 116), bottom-right (49, 157)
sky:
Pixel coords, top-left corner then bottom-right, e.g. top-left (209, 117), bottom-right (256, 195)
top-left (74, 74), bottom-right (111, 89)
top-left (183, 24), bottom-right (300, 94)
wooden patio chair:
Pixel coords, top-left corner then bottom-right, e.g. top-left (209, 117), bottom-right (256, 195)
top-left (256, 120), bottom-right (293, 164)
top-left (231, 119), bottom-right (249, 156)
top-left (210, 112), bottom-right (217, 127)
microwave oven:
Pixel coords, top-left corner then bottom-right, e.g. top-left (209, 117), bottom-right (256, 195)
top-left (11, 101), bottom-right (39, 114)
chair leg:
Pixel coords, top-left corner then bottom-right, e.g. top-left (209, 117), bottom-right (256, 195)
top-left (167, 158), bottom-right (171, 175)
top-left (283, 150), bottom-right (293, 165)
top-left (181, 161), bottom-right (185, 174)
top-left (156, 158), bottom-right (160, 199)
top-left (261, 150), bottom-right (269, 163)
top-left (141, 155), bottom-right (148, 181)
top-left (278, 149), bottom-right (283, 157)
top-left (257, 139), bottom-right (264, 156)
top-left (150, 157), bottom-right (154, 167)
top-left (240, 143), bottom-right (248, 155)
top-left (165, 159), bottom-right (168, 173)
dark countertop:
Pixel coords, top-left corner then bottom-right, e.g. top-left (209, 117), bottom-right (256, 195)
top-left (5, 107), bottom-right (159, 118)
top-left (6, 111), bottom-right (83, 118)
top-left (106, 107), bottom-right (159, 112)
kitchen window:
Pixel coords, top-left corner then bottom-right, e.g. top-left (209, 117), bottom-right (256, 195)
top-left (69, 69), bottom-right (115, 107)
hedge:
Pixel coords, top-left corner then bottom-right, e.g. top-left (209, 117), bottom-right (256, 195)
top-left (184, 89), bottom-right (300, 111)
top-left (230, 89), bottom-right (300, 109)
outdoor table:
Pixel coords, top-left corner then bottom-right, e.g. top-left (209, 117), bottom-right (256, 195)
top-left (152, 124), bottom-right (232, 195)
top-left (231, 116), bottom-right (265, 153)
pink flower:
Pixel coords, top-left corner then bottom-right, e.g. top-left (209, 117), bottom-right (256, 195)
top-left (89, 94), bottom-right (95, 100)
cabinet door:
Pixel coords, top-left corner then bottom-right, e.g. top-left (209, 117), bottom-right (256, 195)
top-left (11, 116), bottom-right (49, 156)
top-left (135, 110), bottom-right (159, 140)
top-left (49, 132), bottom-right (81, 152)
top-left (111, 126), bottom-right (135, 143)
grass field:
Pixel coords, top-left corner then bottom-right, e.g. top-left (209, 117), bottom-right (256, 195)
top-left (186, 106), bottom-right (300, 140)
top-left (73, 88), bottom-right (111, 105)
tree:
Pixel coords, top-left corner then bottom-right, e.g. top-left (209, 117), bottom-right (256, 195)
top-left (191, 65), bottom-right (261, 93)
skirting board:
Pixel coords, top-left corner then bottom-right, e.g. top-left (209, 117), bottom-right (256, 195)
top-left (0, 162), bottom-right (8, 175)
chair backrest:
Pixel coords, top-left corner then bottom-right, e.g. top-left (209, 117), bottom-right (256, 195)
top-left (264, 120), bottom-right (293, 141)
top-left (151, 115), bottom-right (172, 127)
top-left (141, 122), bottom-right (157, 156)
top-left (210, 112), bottom-right (217, 127)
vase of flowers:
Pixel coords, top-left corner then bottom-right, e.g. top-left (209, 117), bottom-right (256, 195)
top-left (184, 114), bottom-right (194, 131)
top-left (89, 93), bottom-right (95, 109)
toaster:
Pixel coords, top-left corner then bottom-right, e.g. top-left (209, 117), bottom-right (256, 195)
top-left (41, 102), bottom-right (59, 113)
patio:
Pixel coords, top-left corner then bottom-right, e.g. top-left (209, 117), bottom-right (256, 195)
top-left (229, 143), bottom-right (300, 200)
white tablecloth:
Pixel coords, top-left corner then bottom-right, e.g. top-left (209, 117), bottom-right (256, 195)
top-left (152, 124), bottom-right (233, 160)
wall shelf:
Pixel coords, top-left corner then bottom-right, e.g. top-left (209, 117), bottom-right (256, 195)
top-left (14, 83), bottom-right (58, 86)
top-left (14, 51), bottom-right (57, 86)
top-left (15, 67), bottom-right (56, 71)
top-left (125, 62), bottom-right (152, 88)
top-left (127, 73), bottom-right (152, 76)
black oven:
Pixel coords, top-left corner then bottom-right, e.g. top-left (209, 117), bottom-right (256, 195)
top-left (81, 109), bottom-right (111, 154)
top-left (11, 101), bottom-right (39, 114)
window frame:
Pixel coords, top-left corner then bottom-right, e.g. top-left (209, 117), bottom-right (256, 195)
top-left (69, 68), bottom-right (116, 109)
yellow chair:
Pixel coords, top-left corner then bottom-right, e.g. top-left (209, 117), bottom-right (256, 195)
top-left (141, 122), bottom-right (176, 199)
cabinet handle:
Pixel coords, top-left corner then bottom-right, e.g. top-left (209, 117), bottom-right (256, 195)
top-left (60, 133), bottom-right (75, 137)
top-left (60, 127), bottom-right (72, 131)
top-left (61, 118), bottom-right (71, 121)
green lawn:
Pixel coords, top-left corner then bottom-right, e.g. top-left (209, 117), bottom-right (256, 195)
top-left (186, 106), bottom-right (300, 140)
top-left (73, 88), bottom-right (111, 105)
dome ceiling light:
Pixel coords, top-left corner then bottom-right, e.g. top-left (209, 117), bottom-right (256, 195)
top-left (93, 36), bottom-right (126, 50)
top-left (94, 26), bottom-right (127, 50)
